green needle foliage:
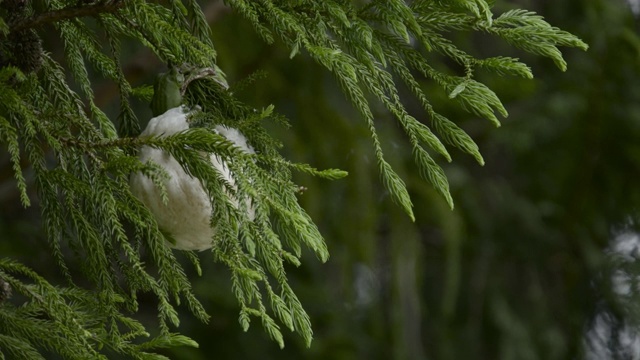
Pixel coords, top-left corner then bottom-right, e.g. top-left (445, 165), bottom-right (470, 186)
top-left (0, 0), bottom-right (586, 357)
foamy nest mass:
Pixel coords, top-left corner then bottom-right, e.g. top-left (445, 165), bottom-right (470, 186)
top-left (130, 107), bottom-right (254, 251)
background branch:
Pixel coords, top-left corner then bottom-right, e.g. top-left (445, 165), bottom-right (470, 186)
top-left (10, 0), bottom-right (125, 33)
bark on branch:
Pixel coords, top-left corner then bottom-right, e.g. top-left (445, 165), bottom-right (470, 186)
top-left (10, 0), bottom-right (125, 33)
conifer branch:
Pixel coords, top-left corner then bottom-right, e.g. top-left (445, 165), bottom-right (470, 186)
top-left (0, 0), bottom-right (589, 356)
top-left (9, 0), bottom-right (125, 33)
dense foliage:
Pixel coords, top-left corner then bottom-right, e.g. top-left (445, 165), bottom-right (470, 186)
top-left (0, 0), bottom-right (623, 359)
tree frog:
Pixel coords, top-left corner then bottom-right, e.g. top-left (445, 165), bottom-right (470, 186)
top-left (150, 67), bottom-right (184, 117)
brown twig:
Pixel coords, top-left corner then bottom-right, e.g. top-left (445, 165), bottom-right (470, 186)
top-left (10, 0), bottom-right (126, 34)
top-left (60, 135), bottom-right (150, 152)
top-left (179, 66), bottom-right (229, 95)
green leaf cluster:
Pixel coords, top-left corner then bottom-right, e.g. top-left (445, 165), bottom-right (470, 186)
top-left (223, 0), bottom-right (586, 215)
top-left (0, 258), bottom-right (197, 360)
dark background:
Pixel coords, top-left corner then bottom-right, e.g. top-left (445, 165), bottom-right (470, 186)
top-left (2, 0), bottom-right (640, 359)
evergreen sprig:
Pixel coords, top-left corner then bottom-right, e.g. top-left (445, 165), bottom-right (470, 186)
top-left (0, 0), bottom-right (586, 357)
top-left (0, 258), bottom-right (197, 360)
top-left (223, 0), bottom-right (587, 212)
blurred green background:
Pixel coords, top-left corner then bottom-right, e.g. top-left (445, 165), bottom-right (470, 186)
top-left (3, 0), bottom-right (640, 359)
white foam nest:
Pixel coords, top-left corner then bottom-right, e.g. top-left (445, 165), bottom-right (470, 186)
top-left (130, 107), bottom-right (254, 251)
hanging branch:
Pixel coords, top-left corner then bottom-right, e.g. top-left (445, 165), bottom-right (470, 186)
top-left (0, 0), bottom-right (588, 356)
top-left (8, 0), bottom-right (125, 34)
